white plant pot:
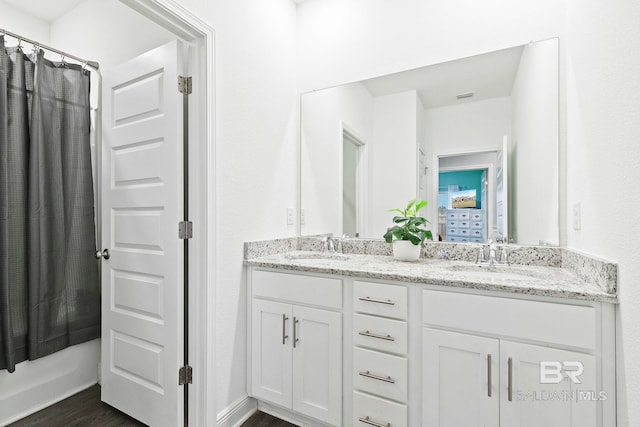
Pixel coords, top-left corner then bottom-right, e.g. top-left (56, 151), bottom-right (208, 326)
top-left (392, 240), bottom-right (421, 262)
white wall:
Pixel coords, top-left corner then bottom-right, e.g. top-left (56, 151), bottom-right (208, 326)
top-left (0, 2), bottom-right (50, 43)
top-left (563, 0), bottom-right (640, 425)
top-left (511, 39), bottom-right (559, 246)
top-left (300, 82), bottom-right (374, 236)
top-left (369, 90), bottom-right (419, 236)
top-left (49, 0), bottom-right (175, 69)
top-left (424, 97), bottom-right (511, 155)
top-left (297, 0), bottom-right (565, 92)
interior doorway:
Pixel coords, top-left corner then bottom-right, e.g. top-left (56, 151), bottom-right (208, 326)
top-left (99, 2), bottom-right (214, 425)
top-left (341, 126), bottom-right (365, 238)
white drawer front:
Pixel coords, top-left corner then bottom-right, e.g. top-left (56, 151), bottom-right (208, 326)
top-left (353, 391), bottom-right (407, 427)
top-left (447, 211), bottom-right (459, 220)
top-left (458, 220), bottom-right (470, 228)
top-left (470, 211), bottom-right (483, 221)
top-left (354, 281), bottom-right (408, 320)
top-left (252, 270), bottom-right (342, 309)
top-left (446, 228), bottom-right (459, 236)
top-left (459, 228), bottom-right (470, 236)
top-left (422, 290), bottom-right (596, 349)
top-left (447, 219), bottom-right (458, 228)
top-left (458, 211), bottom-right (471, 220)
top-left (471, 221), bottom-right (483, 229)
top-left (470, 229), bottom-right (483, 237)
top-left (353, 347), bottom-right (408, 403)
top-left (353, 314), bottom-right (408, 356)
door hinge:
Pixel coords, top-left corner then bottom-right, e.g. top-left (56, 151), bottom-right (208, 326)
top-left (179, 365), bottom-right (193, 385)
top-left (178, 76), bottom-right (192, 95)
top-left (179, 221), bottom-right (193, 239)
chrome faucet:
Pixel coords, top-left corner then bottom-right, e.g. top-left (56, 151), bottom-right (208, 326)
top-left (323, 236), bottom-right (336, 253)
top-left (477, 239), bottom-right (509, 266)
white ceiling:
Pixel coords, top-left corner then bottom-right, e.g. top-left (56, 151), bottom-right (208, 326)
top-left (362, 45), bottom-right (525, 109)
top-left (1, 0), bottom-right (85, 22)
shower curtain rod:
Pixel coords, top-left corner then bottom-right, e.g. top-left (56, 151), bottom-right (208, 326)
top-left (1, 27), bottom-right (100, 70)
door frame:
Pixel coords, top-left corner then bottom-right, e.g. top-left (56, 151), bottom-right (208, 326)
top-left (116, 1), bottom-right (215, 425)
top-left (433, 147), bottom-right (498, 242)
top-left (339, 121), bottom-right (367, 238)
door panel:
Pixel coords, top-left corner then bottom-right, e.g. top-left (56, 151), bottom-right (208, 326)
top-left (500, 341), bottom-right (597, 427)
top-left (251, 299), bottom-right (294, 408)
top-left (101, 40), bottom-right (185, 427)
top-left (292, 306), bottom-right (342, 426)
top-left (423, 328), bottom-right (500, 427)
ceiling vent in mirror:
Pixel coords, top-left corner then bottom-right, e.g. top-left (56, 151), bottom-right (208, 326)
top-left (456, 92), bottom-right (475, 99)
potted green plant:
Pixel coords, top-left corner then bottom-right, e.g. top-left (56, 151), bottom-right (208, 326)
top-left (383, 199), bottom-right (433, 261)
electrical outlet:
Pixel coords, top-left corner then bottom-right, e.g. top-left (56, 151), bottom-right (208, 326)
top-left (300, 208), bottom-right (306, 225)
top-left (287, 207), bottom-right (295, 225)
top-left (573, 202), bottom-right (581, 231)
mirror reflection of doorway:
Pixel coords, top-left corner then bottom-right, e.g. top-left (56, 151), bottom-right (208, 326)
top-left (343, 130), bottom-right (364, 237)
top-left (438, 169), bottom-right (488, 242)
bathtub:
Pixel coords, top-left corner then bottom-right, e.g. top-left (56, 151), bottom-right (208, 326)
top-left (0, 339), bottom-right (100, 426)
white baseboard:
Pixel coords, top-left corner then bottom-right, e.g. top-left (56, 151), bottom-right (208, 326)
top-left (217, 395), bottom-right (257, 427)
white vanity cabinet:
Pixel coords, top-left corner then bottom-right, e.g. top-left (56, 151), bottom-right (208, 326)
top-left (246, 263), bottom-right (615, 427)
top-left (249, 270), bottom-right (343, 426)
top-left (422, 290), bottom-right (607, 427)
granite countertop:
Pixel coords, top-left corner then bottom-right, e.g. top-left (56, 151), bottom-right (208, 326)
top-left (244, 250), bottom-right (617, 303)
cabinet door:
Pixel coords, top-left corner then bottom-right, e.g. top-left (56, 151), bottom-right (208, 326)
top-left (251, 299), bottom-right (293, 408)
top-left (423, 328), bottom-right (500, 427)
top-left (292, 306), bottom-right (342, 426)
top-left (500, 341), bottom-right (597, 427)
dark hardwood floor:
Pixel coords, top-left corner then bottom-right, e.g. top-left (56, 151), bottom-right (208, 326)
top-left (9, 385), bottom-right (144, 427)
top-left (9, 384), bottom-right (296, 427)
top-left (240, 411), bottom-right (297, 427)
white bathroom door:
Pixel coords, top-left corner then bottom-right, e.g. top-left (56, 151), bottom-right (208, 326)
top-left (100, 40), bottom-right (186, 427)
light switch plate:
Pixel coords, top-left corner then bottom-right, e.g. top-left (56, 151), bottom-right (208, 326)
top-left (287, 207), bottom-right (295, 225)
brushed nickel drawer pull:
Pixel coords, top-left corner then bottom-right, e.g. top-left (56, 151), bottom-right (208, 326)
top-left (508, 357), bottom-right (513, 402)
top-left (282, 314), bottom-right (288, 345)
top-left (359, 330), bottom-right (395, 341)
top-left (359, 297), bottom-right (395, 306)
top-left (359, 416), bottom-right (391, 427)
top-left (487, 354), bottom-right (492, 397)
top-left (293, 317), bottom-right (299, 348)
top-left (359, 370), bottom-right (395, 383)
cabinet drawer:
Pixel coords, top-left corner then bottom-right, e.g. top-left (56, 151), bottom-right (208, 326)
top-left (353, 347), bottom-right (408, 403)
top-left (471, 221), bottom-right (483, 229)
top-left (446, 228), bottom-right (459, 236)
top-left (470, 229), bottom-right (483, 238)
top-left (459, 228), bottom-right (470, 236)
top-left (458, 220), bottom-right (471, 228)
top-left (470, 211), bottom-right (483, 221)
top-left (252, 270), bottom-right (342, 309)
top-left (422, 290), bottom-right (596, 349)
top-left (353, 391), bottom-right (407, 427)
top-left (354, 281), bottom-right (408, 320)
top-left (353, 314), bottom-right (408, 356)
top-left (446, 211), bottom-right (459, 220)
top-left (458, 211), bottom-right (471, 220)
top-left (447, 219), bottom-right (458, 228)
